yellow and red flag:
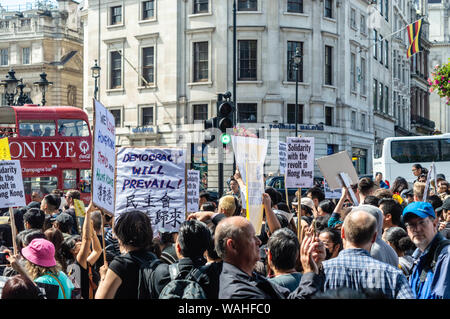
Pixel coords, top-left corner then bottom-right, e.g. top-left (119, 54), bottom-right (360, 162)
top-left (406, 19), bottom-right (423, 59)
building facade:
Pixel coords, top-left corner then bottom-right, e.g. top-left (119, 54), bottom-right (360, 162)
top-left (82, 0), bottom-right (388, 192)
top-left (0, 0), bottom-right (83, 108)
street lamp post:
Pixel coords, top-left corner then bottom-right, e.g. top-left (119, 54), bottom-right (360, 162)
top-left (91, 59), bottom-right (101, 101)
top-left (33, 72), bottom-right (53, 106)
top-left (1, 69), bottom-right (19, 106)
top-left (292, 47), bottom-right (302, 137)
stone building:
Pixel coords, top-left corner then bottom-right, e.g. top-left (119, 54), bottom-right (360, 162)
top-left (0, 0), bottom-right (83, 108)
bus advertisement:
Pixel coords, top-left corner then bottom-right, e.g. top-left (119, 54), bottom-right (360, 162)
top-left (0, 105), bottom-right (92, 205)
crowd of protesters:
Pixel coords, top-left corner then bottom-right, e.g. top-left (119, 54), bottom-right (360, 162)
top-left (0, 164), bottom-right (449, 300)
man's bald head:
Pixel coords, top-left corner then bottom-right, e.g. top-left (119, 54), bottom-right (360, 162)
top-left (214, 216), bottom-right (250, 259)
top-left (343, 210), bottom-right (378, 247)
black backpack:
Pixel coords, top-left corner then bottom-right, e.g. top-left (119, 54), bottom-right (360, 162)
top-left (125, 252), bottom-right (161, 299)
top-left (158, 263), bottom-right (208, 299)
top-left (419, 236), bottom-right (450, 283)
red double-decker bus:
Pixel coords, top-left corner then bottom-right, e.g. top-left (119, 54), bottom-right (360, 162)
top-left (0, 105), bottom-right (92, 204)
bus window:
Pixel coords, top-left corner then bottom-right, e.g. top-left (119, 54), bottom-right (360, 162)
top-left (63, 169), bottom-right (77, 190)
top-left (441, 139), bottom-right (450, 161)
top-left (19, 120), bottom-right (55, 137)
top-left (80, 169), bottom-right (92, 193)
top-left (23, 176), bottom-right (58, 195)
top-left (58, 119), bottom-right (89, 137)
top-left (391, 140), bottom-right (440, 163)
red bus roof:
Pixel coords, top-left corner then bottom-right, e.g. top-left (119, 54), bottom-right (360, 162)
top-left (11, 105), bottom-right (89, 121)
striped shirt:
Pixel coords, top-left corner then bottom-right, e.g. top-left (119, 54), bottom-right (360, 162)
top-left (322, 248), bottom-right (414, 299)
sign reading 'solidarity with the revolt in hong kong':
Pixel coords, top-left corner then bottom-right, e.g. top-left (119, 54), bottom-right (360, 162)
top-left (0, 160), bottom-right (26, 208)
top-left (285, 137), bottom-right (315, 189)
top-left (115, 147), bottom-right (186, 235)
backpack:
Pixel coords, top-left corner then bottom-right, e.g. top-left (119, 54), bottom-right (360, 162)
top-left (125, 252), bottom-right (161, 299)
top-left (419, 237), bottom-right (450, 283)
top-left (158, 263), bottom-right (208, 299)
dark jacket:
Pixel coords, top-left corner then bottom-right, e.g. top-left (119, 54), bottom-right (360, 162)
top-left (219, 262), bottom-right (323, 299)
top-left (152, 257), bottom-right (221, 299)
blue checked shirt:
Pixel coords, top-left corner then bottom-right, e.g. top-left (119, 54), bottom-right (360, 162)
top-left (322, 248), bottom-right (414, 299)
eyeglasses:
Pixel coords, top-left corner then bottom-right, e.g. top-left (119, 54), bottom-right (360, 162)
top-left (405, 218), bottom-right (431, 230)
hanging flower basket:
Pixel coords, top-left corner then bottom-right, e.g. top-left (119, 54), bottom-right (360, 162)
top-left (428, 58), bottom-right (450, 105)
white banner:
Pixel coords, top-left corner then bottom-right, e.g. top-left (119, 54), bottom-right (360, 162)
top-left (285, 137), bottom-right (315, 188)
top-left (0, 160), bottom-right (26, 208)
top-left (186, 170), bottom-right (200, 213)
top-left (279, 141), bottom-right (287, 175)
top-left (115, 147), bottom-right (186, 234)
top-left (92, 99), bottom-right (116, 214)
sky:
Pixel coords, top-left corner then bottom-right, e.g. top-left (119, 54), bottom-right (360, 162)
top-left (0, 0), bottom-right (61, 10)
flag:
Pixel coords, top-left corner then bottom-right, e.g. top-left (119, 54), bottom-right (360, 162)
top-left (406, 19), bottom-right (423, 58)
top-left (0, 137), bottom-right (11, 161)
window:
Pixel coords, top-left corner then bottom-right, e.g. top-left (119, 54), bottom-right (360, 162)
top-left (238, 0), bottom-right (257, 11)
top-left (287, 41), bottom-right (303, 82)
top-left (350, 8), bottom-right (356, 29)
top-left (110, 6), bottom-right (122, 25)
top-left (385, 40), bottom-right (389, 68)
top-left (351, 53), bottom-right (356, 92)
top-left (379, 35), bottom-right (384, 65)
top-left (360, 14), bottom-right (366, 34)
top-left (384, 85), bottom-right (389, 114)
top-left (361, 113), bottom-right (366, 131)
top-left (373, 30), bottom-right (378, 59)
top-left (379, 0), bottom-right (383, 16)
top-left (193, 0), bottom-right (209, 14)
top-left (238, 40), bottom-right (257, 81)
top-left (373, 79), bottom-right (378, 111)
top-left (385, 0), bottom-right (389, 21)
top-left (379, 82), bottom-right (384, 112)
top-left (324, 0), bottom-right (333, 18)
top-left (287, 0), bottom-right (303, 13)
top-left (360, 57), bottom-right (366, 95)
top-left (22, 47), bottom-right (30, 64)
top-left (324, 45), bottom-right (333, 85)
top-left (193, 104), bottom-right (208, 121)
top-left (142, 47), bottom-right (154, 85)
top-left (110, 109), bottom-right (121, 127)
top-left (287, 104), bottom-right (304, 124)
top-left (80, 170), bottom-right (92, 193)
top-left (142, 107), bottom-right (154, 126)
top-left (18, 121), bottom-right (55, 137)
top-left (193, 42), bottom-right (208, 82)
top-left (325, 106), bottom-right (333, 126)
top-left (351, 111), bottom-right (356, 130)
top-left (391, 139), bottom-right (449, 163)
top-left (1, 48), bottom-right (8, 66)
top-left (142, 1), bottom-right (154, 20)
top-left (238, 103), bottom-right (257, 123)
top-left (57, 119), bottom-right (90, 137)
top-left (110, 51), bottom-right (122, 89)
top-left (23, 176), bottom-right (57, 196)
top-left (63, 169), bottom-right (77, 190)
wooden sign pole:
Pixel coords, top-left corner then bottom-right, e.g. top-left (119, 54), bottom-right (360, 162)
top-left (297, 188), bottom-right (303, 244)
top-left (9, 207), bottom-right (18, 255)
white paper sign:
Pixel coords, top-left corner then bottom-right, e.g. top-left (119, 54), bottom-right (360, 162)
top-left (187, 170), bottom-right (200, 213)
top-left (279, 141), bottom-right (287, 175)
top-left (423, 163), bottom-right (434, 202)
top-left (285, 137), bottom-right (315, 188)
top-left (115, 147), bottom-right (186, 234)
top-left (0, 160), bottom-right (26, 208)
top-left (92, 99), bottom-right (116, 214)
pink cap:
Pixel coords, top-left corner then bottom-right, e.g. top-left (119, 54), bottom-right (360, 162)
top-left (21, 238), bottom-right (56, 268)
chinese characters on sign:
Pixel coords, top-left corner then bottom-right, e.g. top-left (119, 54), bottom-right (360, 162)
top-left (115, 147), bottom-right (186, 234)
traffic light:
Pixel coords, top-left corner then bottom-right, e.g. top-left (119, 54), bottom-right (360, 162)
top-left (203, 116), bottom-right (217, 145)
top-left (217, 92), bottom-right (233, 134)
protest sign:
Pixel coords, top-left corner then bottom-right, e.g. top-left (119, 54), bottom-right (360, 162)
top-left (115, 147), bottom-right (186, 234)
top-left (324, 180), bottom-right (342, 199)
top-left (92, 99), bottom-right (116, 214)
top-left (279, 141), bottom-right (287, 175)
top-left (246, 162), bottom-right (265, 235)
top-left (0, 138), bottom-right (11, 161)
top-left (285, 137), bottom-right (315, 188)
top-left (317, 151), bottom-right (359, 190)
top-left (423, 163), bottom-right (434, 202)
top-left (186, 170), bottom-right (200, 213)
top-left (0, 160), bottom-right (26, 209)
top-left (73, 199), bottom-right (86, 217)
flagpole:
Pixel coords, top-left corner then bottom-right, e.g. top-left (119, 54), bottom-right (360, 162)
top-left (358, 17), bottom-right (426, 54)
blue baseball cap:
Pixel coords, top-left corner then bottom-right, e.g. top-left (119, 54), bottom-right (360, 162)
top-left (402, 201), bottom-right (436, 220)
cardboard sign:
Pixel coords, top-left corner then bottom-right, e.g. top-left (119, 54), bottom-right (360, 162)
top-left (324, 180), bottom-right (342, 199)
top-left (279, 141), bottom-right (287, 175)
top-left (317, 151), bottom-right (359, 190)
top-left (0, 138), bottom-right (11, 161)
top-left (285, 137), bottom-right (315, 188)
top-left (92, 99), bottom-right (116, 214)
top-left (73, 199), bottom-right (86, 217)
top-left (115, 147), bottom-right (186, 234)
top-left (0, 160), bottom-right (26, 208)
top-left (186, 170), bottom-right (200, 213)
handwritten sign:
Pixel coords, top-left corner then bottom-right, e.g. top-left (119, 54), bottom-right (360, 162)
top-left (279, 141), bottom-right (287, 175)
top-left (285, 137), bottom-right (315, 188)
top-left (0, 138), bottom-right (11, 161)
top-left (73, 199), bottom-right (86, 217)
top-left (186, 170), bottom-right (200, 213)
top-left (115, 147), bottom-right (186, 234)
top-left (0, 160), bottom-right (26, 208)
top-left (92, 99), bottom-right (116, 214)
